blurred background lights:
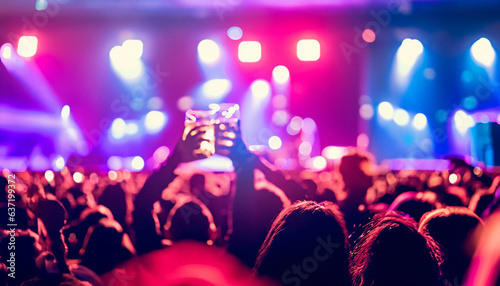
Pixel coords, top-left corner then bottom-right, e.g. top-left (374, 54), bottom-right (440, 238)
top-left (297, 39), bottom-right (320, 61)
top-left (198, 39), bottom-right (220, 64)
top-left (423, 68), bottom-right (436, 80)
top-left (61, 105), bottom-right (70, 120)
top-left (53, 156), bottom-right (65, 171)
top-left (299, 141), bottom-right (312, 155)
top-left (289, 116), bottom-right (303, 131)
top-left (1, 43), bottom-right (13, 60)
top-left (144, 111), bottom-right (167, 133)
top-left (238, 41), bottom-right (261, 62)
top-left (449, 173), bottom-right (458, 184)
top-left (301, 117), bottom-right (317, 134)
top-left (311, 156), bottom-right (327, 171)
top-left (412, 113), bottom-right (427, 130)
top-left (393, 109), bottom-right (410, 126)
top-left (227, 26), bottom-right (243, 40)
top-left (111, 118), bottom-right (126, 139)
top-left (251, 79), bottom-right (270, 98)
top-left (73, 172), bottom-right (84, 183)
top-left (359, 103), bottom-right (374, 120)
top-left (131, 156), bottom-right (145, 171)
top-left (109, 40), bottom-right (144, 80)
top-left (272, 94), bottom-right (288, 109)
top-left (272, 65), bottom-right (290, 84)
top-left (44, 170), bottom-right (54, 182)
top-left (470, 37), bottom-right (496, 67)
top-left (35, 0), bottom-right (48, 10)
top-left (122, 39), bottom-right (143, 59)
top-left (271, 110), bottom-right (291, 126)
top-left (125, 122), bottom-right (139, 135)
top-left (153, 146), bottom-right (170, 163)
top-left (17, 36), bottom-right (38, 58)
top-left (202, 79), bottom-right (232, 99)
top-left (454, 110), bottom-right (470, 135)
top-left (108, 170), bottom-right (118, 181)
top-left (268, 136), bottom-right (282, 150)
top-left (378, 102), bottom-right (394, 120)
top-left (322, 146), bottom-right (345, 160)
top-left (362, 29), bottom-right (376, 43)
top-left (147, 97), bottom-right (164, 110)
top-left (177, 96), bottom-right (194, 111)
top-left (397, 38), bottom-right (424, 65)
top-left (107, 156), bottom-right (122, 170)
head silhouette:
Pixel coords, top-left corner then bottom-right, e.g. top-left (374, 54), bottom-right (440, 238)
top-left (351, 212), bottom-right (443, 286)
top-left (419, 207), bottom-right (484, 285)
top-left (254, 201), bottom-right (351, 286)
top-left (168, 202), bottom-right (211, 243)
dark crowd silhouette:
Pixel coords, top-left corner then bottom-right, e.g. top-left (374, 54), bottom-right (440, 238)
top-left (1, 128), bottom-right (500, 286)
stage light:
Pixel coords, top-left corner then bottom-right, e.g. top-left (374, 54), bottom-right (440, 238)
top-left (122, 39), bottom-right (143, 59)
top-left (378, 102), bottom-right (394, 120)
top-left (44, 170), bottom-right (54, 182)
top-left (53, 156), bottom-right (65, 171)
top-left (238, 41), bottom-right (261, 63)
top-left (290, 116), bottom-right (303, 131)
top-left (272, 94), bottom-right (287, 109)
top-left (359, 104), bottom-right (374, 120)
top-left (111, 118), bottom-right (126, 139)
top-left (463, 96), bottom-right (478, 110)
top-left (108, 170), bottom-right (118, 181)
top-left (1, 43), bottom-right (13, 60)
top-left (322, 146), bottom-right (345, 160)
top-left (302, 118), bottom-right (317, 134)
top-left (198, 39), bottom-right (220, 64)
top-left (227, 26), bottom-right (243, 40)
top-left (454, 110), bottom-right (469, 135)
top-left (396, 38), bottom-right (423, 78)
top-left (299, 141), bottom-right (312, 155)
top-left (17, 36), bottom-right (38, 58)
top-left (449, 173), bottom-right (458, 184)
top-left (107, 156), bottom-right (122, 170)
top-left (109, 42), bottom-right (144, 80)
top-left (147, 97), bottom-right (164, 110)
top-left (423, 68), bottom-right (436, 80)
top-left (36, 0), bottom-right (48, 10)
top-left (153, 146), bottom-right (170, 163)
top-left (202, 79), bottom-right (232, 99)
top-left (272, 110), bottom-right (291, 126)
top-left (397, 39), bottom-right (423, 64)
top-left (471, 37), bottom-right (496, 67)
top-left (412, 113), bottom-right (427, 130)
top-left (394, 109), bottom-right (410, 126)
top-left (61, 105), bottom-right (70, 120)
top-left (297, 39), bottom-right (320, 61)
top-left (357, 133), bottom-right (370, 149)
top-left (131, 156), bottom-right (145, 171)
top-left (311, 156), bottom-right (327, 171)
top-left (73, 172), bottom-right (84, 183)
top-left (268, 136), bottom-right (282, 150)
top-left (287, 124), bottom-right (300, 136)
top-left (362, 29), bottom-right (376, 43)
top-left (251, 79), bottom-right (270, 99)
top-left (177, 96), bottom-right (194, 111)
top-left (272, 65), bottom-right (290, 84)
top-left (126, 122), bottom-right (139, 135)
top-left (144, 111), bottom-right (167, 133)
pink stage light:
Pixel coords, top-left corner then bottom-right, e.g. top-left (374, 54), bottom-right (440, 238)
top-left (17, 36), bottom-right (38, 58)
top-left (362, 29), bottom-right (376, 43)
